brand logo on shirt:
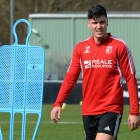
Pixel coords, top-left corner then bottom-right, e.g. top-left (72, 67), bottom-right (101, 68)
top-left (84, 59), bottom-right (112, 69)
top-left (106, 46), bottom-right (112, 54)
top-left (104, 126), bottom-right (110, 131)
top-left (84, 46), bottom-right (90, 53)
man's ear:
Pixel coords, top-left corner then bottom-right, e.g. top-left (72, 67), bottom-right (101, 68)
top-left (87, 20), bottom-right (90, 28)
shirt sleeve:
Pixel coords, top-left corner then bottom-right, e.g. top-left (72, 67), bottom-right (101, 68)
top-left (53, 44), bottom-right (81, 107)
top-left (118, 43), bottom-right (139, 116)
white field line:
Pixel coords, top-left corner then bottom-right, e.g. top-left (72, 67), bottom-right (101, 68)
top-left (0, 121), bottom-right (128, 125)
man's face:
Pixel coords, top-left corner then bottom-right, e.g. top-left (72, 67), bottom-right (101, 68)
top-left (87, 15), bottom-right (108, 42)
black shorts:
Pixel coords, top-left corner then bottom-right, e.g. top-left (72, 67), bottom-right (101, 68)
top-left (83, 112), bottom-right (122, 140)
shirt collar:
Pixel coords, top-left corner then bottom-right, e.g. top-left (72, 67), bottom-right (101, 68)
top-left (90, 33), bottom-right (111, 46)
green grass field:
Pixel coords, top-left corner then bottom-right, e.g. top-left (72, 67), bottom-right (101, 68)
top-left (0, 105), bottom-right (139, 140)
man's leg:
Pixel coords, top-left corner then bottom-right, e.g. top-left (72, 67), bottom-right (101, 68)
top-left (83, 112), bottom-right (122, 140)
top-left (83, 115), bottom-right (98, 140)
top-left (97, 112), bottom-right (122, 140)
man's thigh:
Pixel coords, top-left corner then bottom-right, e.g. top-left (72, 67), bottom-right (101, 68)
top-left (83, 115), bottom-right (97, 140)
top-left (83, 112), bottom-right (122, 140)
top-left (95, 133), bottom-right (115, 140)
top-left (97, 112), bottom-right (122, 140)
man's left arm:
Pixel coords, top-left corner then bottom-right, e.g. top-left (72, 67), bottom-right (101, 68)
top-left (118, 43), bottom-right (139, 131)
top-left (127, 74), bottom-right (140, 131)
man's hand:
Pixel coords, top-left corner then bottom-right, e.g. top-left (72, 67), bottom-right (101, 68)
top-left (128, 115), bottom-right (140, 131)
top-left (51, 107), bottom-right (62, 123)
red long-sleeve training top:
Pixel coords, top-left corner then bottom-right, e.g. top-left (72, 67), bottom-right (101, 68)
top-left (53, 33), bottom-right (139, 116)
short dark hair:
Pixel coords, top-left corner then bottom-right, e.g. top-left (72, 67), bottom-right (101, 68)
top-left (88, 5), bottom-right (107, 19)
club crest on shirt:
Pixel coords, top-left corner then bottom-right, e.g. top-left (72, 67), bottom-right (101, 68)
top-left (106, 46), bottom-right (112, 54)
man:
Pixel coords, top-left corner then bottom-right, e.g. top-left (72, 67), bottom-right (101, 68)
top-left (51, 5), bottom-right (140, 140)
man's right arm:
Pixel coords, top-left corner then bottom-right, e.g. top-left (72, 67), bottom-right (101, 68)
top-left (53, 44), bottom-right (81, 107)
top-left (51, 44), bottom-right (81, 122)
